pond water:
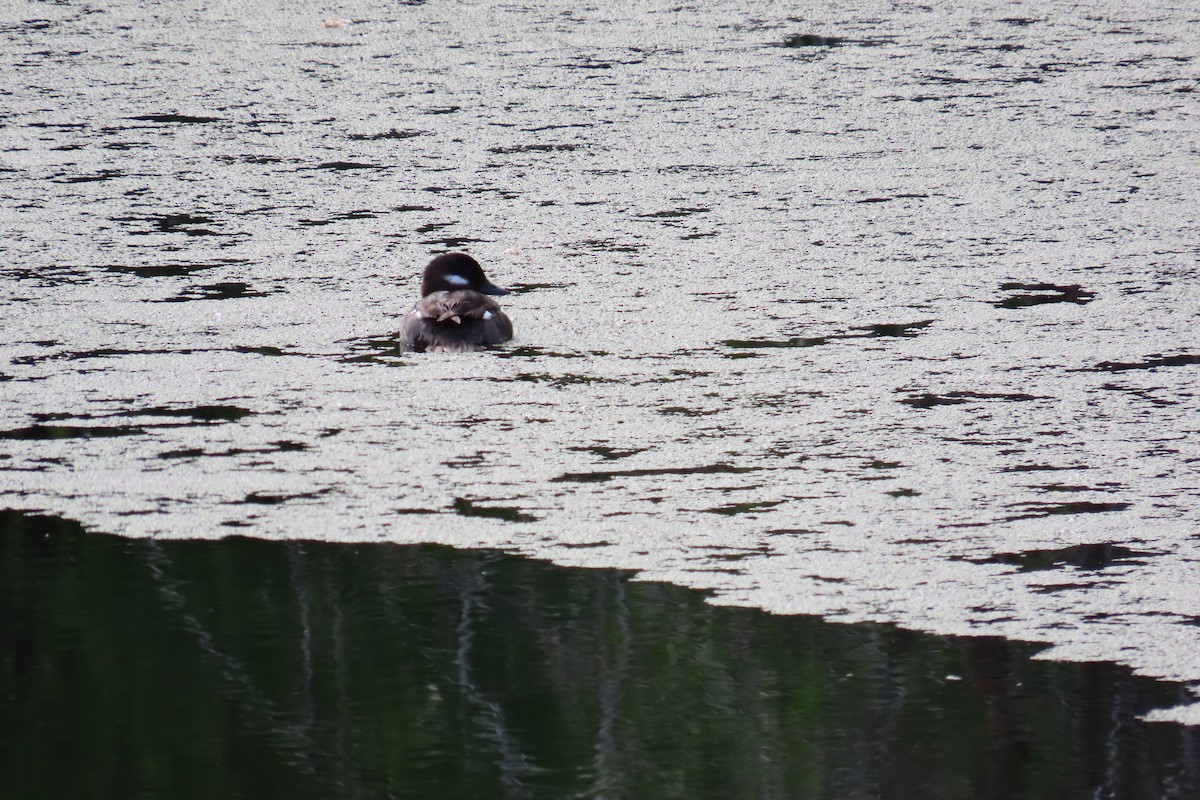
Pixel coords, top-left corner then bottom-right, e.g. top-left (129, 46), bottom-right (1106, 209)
top-left (2, 0), bottom-right (1200, 729)
top-left (3, 510), bottom-right (1198, 800)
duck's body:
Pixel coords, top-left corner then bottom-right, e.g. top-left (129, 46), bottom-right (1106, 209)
top-left (400, 253), bottom-right (513, 353)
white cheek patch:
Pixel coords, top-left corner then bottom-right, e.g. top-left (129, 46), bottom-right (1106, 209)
top-left (482, 310), bottom-right (493, 320)
top-left (443, 274), bottom-right (469, 287)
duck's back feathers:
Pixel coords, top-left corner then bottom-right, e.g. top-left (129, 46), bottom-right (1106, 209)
top-left (400, 290), bottom-right (513, 353)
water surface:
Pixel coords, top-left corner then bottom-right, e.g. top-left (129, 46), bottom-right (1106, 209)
top-left (3, 510), bottom-right (1197, 800)
top-left (2, 0), bottom-right (1199, 720)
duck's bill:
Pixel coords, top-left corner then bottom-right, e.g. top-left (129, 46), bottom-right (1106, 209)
top-left (479, 281), bottom-right (510, 296)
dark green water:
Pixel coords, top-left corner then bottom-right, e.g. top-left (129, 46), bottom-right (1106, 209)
top-left (1, 510), bottom-right (1196, 800)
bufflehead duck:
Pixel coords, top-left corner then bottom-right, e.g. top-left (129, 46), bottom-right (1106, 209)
top-left (399, 252), bottom-right (514, 353)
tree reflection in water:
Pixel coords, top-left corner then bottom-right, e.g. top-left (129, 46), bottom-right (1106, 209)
top-left (1, 510), bottom-right (1196, 799)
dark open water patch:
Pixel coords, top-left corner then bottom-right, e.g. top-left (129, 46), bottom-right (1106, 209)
top-left (700, 499), bottom-right (784, 516)
top-left (104, 258), bottom-right (247, 278)
top-left (159, 281), bottom-right (278, 302)
top-left (567, 445), bottom-right (649, 460)
top-left (550, 463), bottom-right (758, 484)
top-left (900, 390), bottom-right (1043, 409)
top-left (899, 393), bottom-right (970, 409)
top-left (777, 33), bottom-right (842, 48)
top-left (721, 336), bottom-right (829, 350)
top-left (115, 405), bottom-right (255, 422)
top-left (0, 406), bottom-right (254, 441)
top-left (129, 113), bottom-right (221, 124)
top-left (157, 440), bottom-right (307, 461)
top-left (451, 497), bottom-right (538, 523)
top-left (854, 319), bottom-right (935, 337)
top-left (995, 282), bottom-right (1097, 308)
top-left (1091, 354), bottom-right (1200, 372)
top-left (310, 161), bottom-right (387, 171)
top-left (1002, 500), bottom-right (1133, 522)
top-left (116, 213), bottom-right (225, 237)
top-left (1, 510), bottom-right (1196, 800)
top-left (966, 542), bottom-right (1160, 572)
top-left (0, 424), bottom-right (148, 440)
top-left (347, 128), bottom-right (423, 141)
top-left (487, 143), bottom-right (581, 155)
top-left (56, 169), bottom-right (124, 183)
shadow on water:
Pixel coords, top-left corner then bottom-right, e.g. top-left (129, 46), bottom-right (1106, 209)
top-left (1, 510), bottom-right (1197, 800)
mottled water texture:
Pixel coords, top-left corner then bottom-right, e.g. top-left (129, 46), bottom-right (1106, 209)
top-left (2, 0), bottom-right (1199, 723)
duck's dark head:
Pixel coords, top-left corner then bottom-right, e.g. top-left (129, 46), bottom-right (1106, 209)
top-left (420, 252), bottom-right (510, 297)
